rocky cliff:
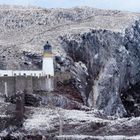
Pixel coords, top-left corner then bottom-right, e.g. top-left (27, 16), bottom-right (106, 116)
top-left (61, 21), bottom-right (140, 117)
top-left (0, 5), bottom-right (140, 116)
top-left (0, 5), bottom-right (139, 65)
top-left (0, 5), bottom-right (140, 139)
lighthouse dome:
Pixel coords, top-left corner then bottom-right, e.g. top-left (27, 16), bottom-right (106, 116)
top-left (43, 41), bottom-right (52, 53)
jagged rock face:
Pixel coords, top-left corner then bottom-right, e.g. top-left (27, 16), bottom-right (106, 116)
top-left (120, 21), bottom-right (140, 117)
top-left (1, 6), bottom-right (140, 139)
top-left (0, 5), bottom-right (139, 70)
top-left (0, 6), bottom-right (140, 117)
top-left (61, 21), bottom-right (140, 117)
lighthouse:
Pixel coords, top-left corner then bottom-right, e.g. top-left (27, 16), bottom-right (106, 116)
top-left (0, 41), bottom-right (55, 96)
top-left (42, 41), bottom-right (54, 76)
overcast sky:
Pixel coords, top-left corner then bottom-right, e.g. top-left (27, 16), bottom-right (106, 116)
top-left (0, 0), bottom-right (140, 12)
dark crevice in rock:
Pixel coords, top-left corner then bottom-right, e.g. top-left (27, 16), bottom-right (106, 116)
top-left (121, 82), bottom-right (140, 117)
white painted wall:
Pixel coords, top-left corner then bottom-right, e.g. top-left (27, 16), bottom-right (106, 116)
top-left (13, 70), bottom-right (43, 77)
top-left (43, 57), bottom-right (54, 76)
top-left (0, 56), bottom-right (54, 77)
top-left (0, 70), bottom-right (13, 76)
top-left (0, 70), bottom-right (44, 77)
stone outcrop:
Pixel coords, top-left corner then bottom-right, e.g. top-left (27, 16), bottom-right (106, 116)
top-left (60, 20), bottom-right (140, 117)
top-left (0, 5), bottom-right (139, 70)
top-left (0, 5), bottom-right (140, 117)
top-left (1, 5), bottom-right (140, 139)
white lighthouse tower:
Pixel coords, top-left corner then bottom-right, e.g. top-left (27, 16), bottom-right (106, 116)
top-left (42, 41), bottom-right (54, 76)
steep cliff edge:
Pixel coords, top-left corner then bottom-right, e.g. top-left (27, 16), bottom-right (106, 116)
top-left (0, 5), bottom-right (140, 117)
top-left (0, 6), bottom-right (139, 70)
top-left (1, 5), bottom-right (140, 139)
top-left (61, 20), bottom-right (140, 117)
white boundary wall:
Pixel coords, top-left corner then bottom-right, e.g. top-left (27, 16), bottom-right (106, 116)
top-left (0, 70), bottom-right (45, 77)
top-left (0, 58), bottom-right (54, 77)
top-left (0, 70), bottom-right (13, 76)
top-left (13, 70), bottom-right (43, 77)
